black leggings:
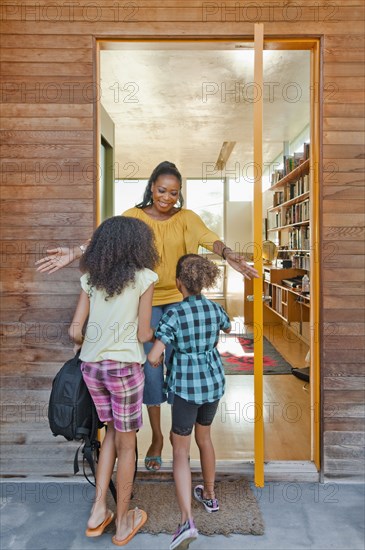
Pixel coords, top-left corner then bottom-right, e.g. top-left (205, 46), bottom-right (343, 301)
top-left (171, 394), bottom-right (220, 436)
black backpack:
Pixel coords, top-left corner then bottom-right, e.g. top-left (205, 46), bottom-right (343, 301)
top-left (48, 352), bottom-right (100, 442)
top-left (48, 352), bottom-right (117, 500)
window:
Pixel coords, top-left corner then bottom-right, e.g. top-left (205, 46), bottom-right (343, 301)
top-left (203, 262), bottom-right (225, 296)
top-left (186, 179), bottom-right (224, 246)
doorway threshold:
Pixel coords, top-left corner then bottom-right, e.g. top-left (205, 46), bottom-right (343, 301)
top-left (137, 459), bottom-right (319, 482)
top-left (3, 460), bottom-right (319, 484)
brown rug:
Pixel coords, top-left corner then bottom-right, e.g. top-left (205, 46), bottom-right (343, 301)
top-left (106, 477), bottom-right (265, 536)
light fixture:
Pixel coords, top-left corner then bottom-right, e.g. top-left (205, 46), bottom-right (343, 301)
top-left (214, 141), bottom-right (236, 171)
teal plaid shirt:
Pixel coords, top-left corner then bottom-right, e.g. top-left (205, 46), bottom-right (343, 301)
top-left (155, 295), bottom-right (231, 404)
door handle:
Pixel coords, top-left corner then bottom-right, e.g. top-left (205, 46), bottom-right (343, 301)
top-left (247, 295), bottom-right (272, 302)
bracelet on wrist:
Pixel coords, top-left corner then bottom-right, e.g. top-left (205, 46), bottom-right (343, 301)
top-left (222, 246), bottom-right (232, 260)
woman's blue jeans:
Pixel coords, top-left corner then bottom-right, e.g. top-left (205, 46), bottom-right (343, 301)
top-left (142, 302), bottom-right (179, 405)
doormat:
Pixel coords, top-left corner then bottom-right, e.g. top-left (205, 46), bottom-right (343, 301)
top-left (218, 334), bottom-right (292, 375)
top-left (107, 478), bottom-right (264, 536)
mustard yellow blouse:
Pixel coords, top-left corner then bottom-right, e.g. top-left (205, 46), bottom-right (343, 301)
top-left (122, 207), bottom-right (220, 306)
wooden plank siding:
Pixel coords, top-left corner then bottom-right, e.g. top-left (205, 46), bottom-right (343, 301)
top-left (321, 21), bottom-right (365, 478)
top-left (0, 0), bottom-right (364, 479)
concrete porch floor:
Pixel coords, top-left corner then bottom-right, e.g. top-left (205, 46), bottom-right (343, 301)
top-left (1, 478), bottom-right (364, 550)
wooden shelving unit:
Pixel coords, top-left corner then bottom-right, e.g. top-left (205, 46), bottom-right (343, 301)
top-left (244, 152), bottom-right (311, 345)
top-left (263, 267), bottom-right (310, 323)
top-left (244, 266), bottom-right (310, 326)
top-left (267, 156), bottom-right (311, 271)
top-left (264, 154), bottom-right (311, 341)
top-left (269, 158), bottom-right (310, 191)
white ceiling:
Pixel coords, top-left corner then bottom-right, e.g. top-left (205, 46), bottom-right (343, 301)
top-left (100, 44), bottom-right (310, 180)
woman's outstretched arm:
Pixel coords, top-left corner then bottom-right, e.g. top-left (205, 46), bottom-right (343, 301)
top-left (35, 242), bottom-right (88, 273)
top-left (213, 241), bottom-right (260, 280)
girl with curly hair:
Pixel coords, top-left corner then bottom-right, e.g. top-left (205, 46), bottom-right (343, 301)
top-left (68, 216), bottom-right (159, 546)
top-left (148, 254), bottom-right (232, 550)
top-left (37, 161), bottom-right (259, 473)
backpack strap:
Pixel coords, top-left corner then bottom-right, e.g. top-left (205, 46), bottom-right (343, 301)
top-left (73, 408), bottom-right (138, 504)
top-left (86, 435), bottom-right (118, 503)
top-left (73, 433), bottom-right (138, 505)
top-left (82, 434), bottom-right (99, 483)
top-left (73, 430), bottom-right (118, 504)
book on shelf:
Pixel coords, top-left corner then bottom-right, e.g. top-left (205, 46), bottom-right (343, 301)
top-left (303, 174), bottom-right (310, 193)
top-left (304, 142), bottom-right (310, 160)
top-left (285, 200), bottom-right (310, 225)
top-left (287, 175), bottom-right (309, 199)
top-left (268, 210), bottom-right (283, 229)
top-left (283, 152), bottom-right (306, 176)
top-left (288, 226), bottom-right (310, 250)
top-left (292, 253), bottom-right (310, 271)
top-left (275, 286), bottom-right (283, 316)
top-left (272, 175), bottom-right (309, 204)
top-left (270, 143), bottom-right (310, 184)
top-left (271, 169), bottom-right (284, 185)
top-left (273, 190), bottom-right (284, 206)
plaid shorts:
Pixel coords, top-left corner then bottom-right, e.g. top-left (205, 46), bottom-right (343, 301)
top-left (80, 360), bottom-right (144, 432)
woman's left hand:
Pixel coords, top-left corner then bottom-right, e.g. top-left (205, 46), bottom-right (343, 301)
top-left (225, 252), bottom-right (260, 280)
top-left (148, 353), bottom-right (164, 368)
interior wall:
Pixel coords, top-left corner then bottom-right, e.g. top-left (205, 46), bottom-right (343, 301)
top-left (100, 104), bottom-right (115, 148)
top-left (225, 201), bottom-right (252, 318)
top-left (100, 105), bottom-right (115, 220)
top-left (0, 0), bottom-right (364, 479)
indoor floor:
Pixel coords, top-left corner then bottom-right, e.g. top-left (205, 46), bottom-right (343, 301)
top-left (137, 323), bottom-right (311, 464)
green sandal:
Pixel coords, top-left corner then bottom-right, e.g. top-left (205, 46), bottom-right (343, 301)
top-left (144, 456), bottom-right (162, 471)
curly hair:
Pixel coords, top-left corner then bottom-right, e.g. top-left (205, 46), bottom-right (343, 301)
top-left (136, 161), bottom-right (184, 209)
top-left (176, 254), bottom-right (220, 295)
top-left (80, 216), bottom-right (159, 299)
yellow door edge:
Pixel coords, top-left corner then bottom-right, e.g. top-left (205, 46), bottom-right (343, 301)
top-left (253, 22), bottom-right (264, 488)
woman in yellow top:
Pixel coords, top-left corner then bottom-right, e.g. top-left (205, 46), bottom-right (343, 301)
top-left (36, 161), bottom-right (259, 472)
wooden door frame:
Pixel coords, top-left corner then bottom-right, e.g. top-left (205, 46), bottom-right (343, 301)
top-left (94, 35), bottom-right (322, 478)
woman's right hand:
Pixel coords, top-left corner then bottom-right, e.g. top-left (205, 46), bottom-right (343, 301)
top-left (35, 247), bottom-right (77, 273)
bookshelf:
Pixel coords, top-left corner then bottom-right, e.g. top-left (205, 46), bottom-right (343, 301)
top-left (253, 145), bottom-right (311, 343)
top-left (244, 266), bottom-right (310, 327)
top-left (243, 145), bottom-right (311, 341)
top-left (267, 153), bottom-right (311, 271)
top-left (262, 267), bottom-right (310, 323)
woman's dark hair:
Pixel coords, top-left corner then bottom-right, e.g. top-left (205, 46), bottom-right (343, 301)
top-left (176, 254), bottom-right (220, 295)
top-left (136, 161), bottom-right (184, 209)
top-left (80, 216), bottom-right (159, 299)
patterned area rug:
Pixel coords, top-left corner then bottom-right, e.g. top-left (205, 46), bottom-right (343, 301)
top-left (106, 477), bottom-right (265, 536)
top-left (218, 334), bottom-right (293, 375)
